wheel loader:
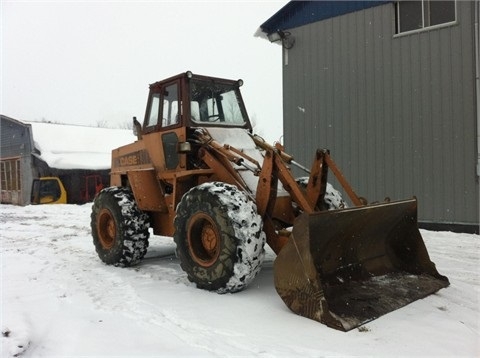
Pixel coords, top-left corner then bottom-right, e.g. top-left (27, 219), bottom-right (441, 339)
top-left (90, 71), bottom-right (449, 331)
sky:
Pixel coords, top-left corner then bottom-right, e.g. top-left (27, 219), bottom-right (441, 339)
top-left (1, 0), bottom-right (288, 143)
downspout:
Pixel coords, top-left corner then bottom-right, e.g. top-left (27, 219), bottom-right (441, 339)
top-left (475, 0), bottom-right (480, 178)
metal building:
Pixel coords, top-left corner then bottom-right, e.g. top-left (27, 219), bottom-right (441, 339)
top-left (1, 115), bottom-right (132, 205)
top-left (0, 115), bottom-right (35, 205)
top-left (260, 0), bottom-right (479, 233)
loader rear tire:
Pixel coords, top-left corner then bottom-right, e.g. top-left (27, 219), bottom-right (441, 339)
top-left (174, 182), bottom-right (266, 293)
top-left (91, 186), bottom-right (150, 267)
top-left (295, 177), bottom-right (347, 210)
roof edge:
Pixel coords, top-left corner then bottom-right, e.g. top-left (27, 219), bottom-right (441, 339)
top-left (259, 1), bottom-right (393, 36)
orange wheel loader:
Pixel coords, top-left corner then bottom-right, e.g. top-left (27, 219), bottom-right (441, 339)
top-left (90, 72), bottom-right (449, 331)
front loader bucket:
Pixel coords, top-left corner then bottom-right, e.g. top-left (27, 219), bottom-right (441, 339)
top-left (274, 198), bottom-right (449, 331)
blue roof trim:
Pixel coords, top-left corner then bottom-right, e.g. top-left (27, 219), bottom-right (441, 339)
top-left (260, 0), bottom-right (393, 34)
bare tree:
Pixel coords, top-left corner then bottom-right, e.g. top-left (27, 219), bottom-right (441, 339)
top-left (96, 119), bottom-right (109, 128)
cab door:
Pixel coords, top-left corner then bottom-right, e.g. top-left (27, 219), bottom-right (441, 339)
top-left (142, 79), bottom-right (186, 172)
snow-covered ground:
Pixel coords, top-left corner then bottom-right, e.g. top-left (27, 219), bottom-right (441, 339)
top-left (1, 203), bottom-right (479, 357)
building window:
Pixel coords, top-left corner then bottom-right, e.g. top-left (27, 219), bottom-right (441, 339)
top-left (1, 159), bottom-right (20, 192)
top-left (395, 1), bottom-right (456, 34)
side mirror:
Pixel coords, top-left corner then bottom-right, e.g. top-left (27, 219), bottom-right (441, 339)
top-left (133, 116), bottom-right (143, 140)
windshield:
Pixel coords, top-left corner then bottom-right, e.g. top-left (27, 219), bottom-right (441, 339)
top-left (190, 79), bottom-right (247, 126)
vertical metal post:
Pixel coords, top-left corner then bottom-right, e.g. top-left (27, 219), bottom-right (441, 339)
top-left (475, 0), bottom-right (480, 178)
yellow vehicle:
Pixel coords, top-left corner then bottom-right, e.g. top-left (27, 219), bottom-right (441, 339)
top-left (31, 177), bottom-right (67, 204)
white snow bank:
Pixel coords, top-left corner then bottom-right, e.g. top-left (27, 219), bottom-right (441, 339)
top-left (29, 122), bottom-right (134, 170)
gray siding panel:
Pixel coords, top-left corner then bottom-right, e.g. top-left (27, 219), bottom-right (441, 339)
top-left (1, 117), bottom-right (33, 158)
top-left (1, 116), bottom-right (34, 205)
top-left (283, 1), bottom-right (478, 225)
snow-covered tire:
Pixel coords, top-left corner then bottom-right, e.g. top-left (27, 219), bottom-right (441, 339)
top-left (174, 182), bottom-right (266, 293)
top-left (295, 177), bottom-right (347, 210)
top-left (91, 186), bottom-right (150, 267)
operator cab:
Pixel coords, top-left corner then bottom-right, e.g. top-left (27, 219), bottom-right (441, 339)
top-left (141, 72), bottom-right (252, 133)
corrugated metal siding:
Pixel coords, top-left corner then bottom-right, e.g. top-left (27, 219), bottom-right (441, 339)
top-left (0, 116), bottom-right (33, 158)
top-left (283, 1), bottom-right (479, 225)
top-left (1, 116), bottom-right (35, 205)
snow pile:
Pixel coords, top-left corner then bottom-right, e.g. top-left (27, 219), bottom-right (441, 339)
top-left (1, 203), bottom-right (479, 357)
top-left (29, 122), bottom-right (134, 170)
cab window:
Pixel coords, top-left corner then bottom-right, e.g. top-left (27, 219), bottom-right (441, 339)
top-left (162, 83), bottom-right (179, 127)
top-left (147, 94), bottom-right (161, 127)
top-left (145, 82), bottom-right (180, 129)
top-left (190, 80), bottom-right (246, 126)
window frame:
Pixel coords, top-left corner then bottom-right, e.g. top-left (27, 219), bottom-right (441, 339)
top-left (188, 79), bottom-right (248, 127)
top-left (394, 0), bottom-right (457, 37)
top-left (161, 82), bottom-right (181, 128)
top-left (143, 80), bottom-right (182, 133)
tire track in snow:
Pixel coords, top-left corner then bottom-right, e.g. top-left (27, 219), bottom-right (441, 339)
top-left (21, 211), bottom-right (258, 357)
top-left (69, 258), bottom-right (270, 356)
top-left (4, 205), bottom-right (276, 356)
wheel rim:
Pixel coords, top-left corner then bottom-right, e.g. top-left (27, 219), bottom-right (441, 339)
top-left (97, 208), bottom-right (116, 249)
top-left (187, 213), bottom-right (220, 267)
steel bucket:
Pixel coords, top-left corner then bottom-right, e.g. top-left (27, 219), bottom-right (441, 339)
top-left (274, 198), bottom-right (449, 331)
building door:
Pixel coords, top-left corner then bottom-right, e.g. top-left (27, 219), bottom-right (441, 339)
top-left (0, 158), bottom-right (22, 204)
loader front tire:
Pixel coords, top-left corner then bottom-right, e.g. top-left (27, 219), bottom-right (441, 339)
top-left (91, 186), bottom-right (150, 267)
top-left (174, 182), bottom-right (266, 293)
